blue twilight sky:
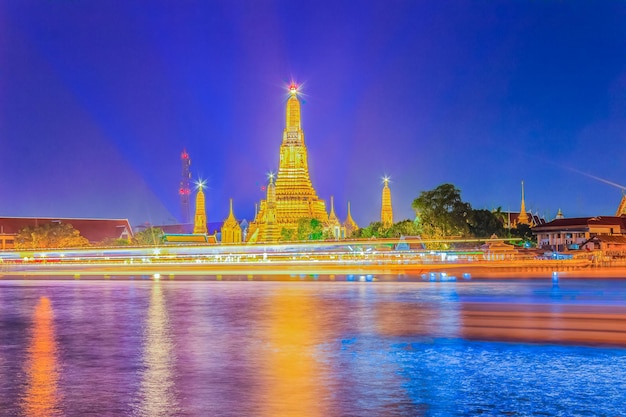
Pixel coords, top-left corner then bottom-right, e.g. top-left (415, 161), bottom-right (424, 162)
top-left (1, 1), bottom-right (625, 228)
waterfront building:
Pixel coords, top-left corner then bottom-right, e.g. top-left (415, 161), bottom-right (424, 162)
top-left (533, 216), bottom-right (626, 251)
top-left (581, 234), bottom-right (626, 257)
top-left (343, 201), bottom-right (359, 237)
top-left (0, 217), bottom-right (133, 249)
top-left (247, 84), bottom-right (329, 242)
top-left (381, 177), bottom-right (393, 227)
top-left (221, 199), bottom-right (243, 244)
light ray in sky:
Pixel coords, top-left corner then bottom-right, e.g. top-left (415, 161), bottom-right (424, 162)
top-left (562, 166), bottom-right (626, 191)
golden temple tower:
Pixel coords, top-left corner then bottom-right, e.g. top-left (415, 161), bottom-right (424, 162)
top-left (193, 184), bottom-right (207, 234)
top-left (221, 198), bottom-right (242, 243)
top-left (517, 180), bottom-right (530, 225)
top-left (381, 177), bottom-right (393, 227)
top-left (343, 201), bottom-right (359, 237)
top-left (247, 84), bottom-right (328, 242)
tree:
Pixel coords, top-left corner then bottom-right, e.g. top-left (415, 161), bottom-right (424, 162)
top-left (468, 209), bottom-right (505, 238)
top-left (296, 218), bottom-right (324, 241)
top-left (412, 183), bottom-right (471, 239)
top-left (14, 223), bottom-right (90, 249)
top-left (352, 219), bottom-right (420, 239)
top-left (280, 227), bottom-right (296, 241)
top-left (387, 219), bottom-right (420, 238)
top-left (352, 221), bottom-right (387, 238)
top-left (510, 223), bottom-right (536, 245)
top-left (133, 227), bottom-right (165, 246)
top-left (99, 237), bottom-right (131, 247)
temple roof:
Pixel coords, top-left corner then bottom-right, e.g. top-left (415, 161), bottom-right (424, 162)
top-left (0, 217), bottom-right (133, 243)
top-left (532, 216), bottom-right (626, 232)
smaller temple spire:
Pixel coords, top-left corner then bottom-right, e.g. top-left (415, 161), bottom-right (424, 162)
top-left (381, 176), bottom-right (393, 228)
top-left (264, 173), bottom-right (278, 240)
top-left (517, 180), bottom-right (530, 225)
top-left (328, 195), bottom-right (339, 224)
top-left (344, 201), bottom-right (359, 237)
top-left (556, 208), bottom-right (564, 219)
top-left (193, 181), bottom-right (207, 234)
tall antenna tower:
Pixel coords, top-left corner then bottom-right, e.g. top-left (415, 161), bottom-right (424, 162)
top-left (179, 149), bottom-right (192, 223)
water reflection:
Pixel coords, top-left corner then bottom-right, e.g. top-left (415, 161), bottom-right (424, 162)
top-left (135, 283), bottom-right (180, 416)
top-left (262, 286), bottom-right (330, 417)
top-left (460, 302), bottom-right (626, 345)
top-left (21, 296), bottom-right (61, 417)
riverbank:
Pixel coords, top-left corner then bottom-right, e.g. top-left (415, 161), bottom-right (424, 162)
top-left (1, 258), bottom-right (624, 280)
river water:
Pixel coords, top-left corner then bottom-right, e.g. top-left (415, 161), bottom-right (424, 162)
top-left (1, 277), bottom-right (625, 416)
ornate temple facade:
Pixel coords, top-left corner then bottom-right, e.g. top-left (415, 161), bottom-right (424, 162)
top-left (381, 177), bottom-right (393, 227)
top-left (327, 196), bottom-right (345, 239)
top-left (221, 199), bottom-right (242, 243)
top-left (247, 85), bottom-right (329, 243)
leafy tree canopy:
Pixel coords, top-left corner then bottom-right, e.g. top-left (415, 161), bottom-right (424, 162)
top-left (280, 227), bottom-right (296, 242)
top-left (296, 218), bottom-right (324, 241)
top-left (412, 183), bottom-right (471, 239)
top-left (133, 227), bottom-right (165, 246)
top-left (99, 237), bottom-right (131, 247)
top-left (510, 223), bottom-right (536, 245)
top-left (15, 223), bottom-right (90, 249)
top-left (468, 208), bottom-right (505, 238)
top-left (352, 219), bottom-right (419, 239)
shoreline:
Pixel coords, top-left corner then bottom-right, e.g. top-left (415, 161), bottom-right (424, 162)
top-left (2, 259), bottom-right (625, 280)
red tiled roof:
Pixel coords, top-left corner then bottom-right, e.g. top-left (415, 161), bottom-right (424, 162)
top-left (0, 217), bottom-right (133, 243)
top-left (503, 211), bottom-right (546, 226)
top-left (587, 235), bottom-right (626, 244)
top-left (533, 216), bottom-right (624, 231)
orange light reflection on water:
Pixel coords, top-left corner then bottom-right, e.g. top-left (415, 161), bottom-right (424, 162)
top-left (21, 296), bottom-right (61, 417)
top-left (136, 282), bottom-right (180, 416)
top-left (262, 286), bottom-right (330, 417)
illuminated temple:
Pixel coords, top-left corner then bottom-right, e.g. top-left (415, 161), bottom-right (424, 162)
top-left (381, 177), bottom-right (393, 227)
top-left (247, 84), bottom-right (329, 242)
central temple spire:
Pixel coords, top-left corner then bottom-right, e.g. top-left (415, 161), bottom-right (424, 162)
top-left (286, 84), bottom-right (302, 132)
top-left (247, 83), bottom-right (328, 242)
